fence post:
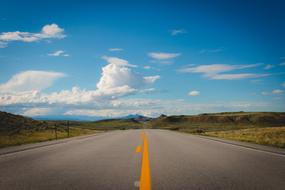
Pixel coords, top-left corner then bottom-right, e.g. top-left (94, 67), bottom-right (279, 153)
top-left (55, 124), bottom-right (58, 140)
top-left (67, 121), bottom-right (70, 138)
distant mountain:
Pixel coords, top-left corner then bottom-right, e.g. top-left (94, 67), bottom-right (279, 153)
top-left (32, 115), bottom-right (106, 121)
top-left (119, 114), bottom-right (152, 122)
top-left (32, 114), bottom-right (151, 121)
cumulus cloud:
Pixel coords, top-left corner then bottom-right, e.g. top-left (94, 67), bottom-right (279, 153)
top-left (148, 52), bottom-right (180, 60)
top-left (108, 48), bottom-right (123, 52)
top-left (179, 63), bottom-right (269, 80)
top-left (97, 56), bottom-right (159, 94)
top-left (170, 29), bottom-right (187, 36)
top-left (48, 50), bottom-right (69, 57)
top-left (188, 90), bottom-right (200, 96)
top-left (0, 24), bottom-right (65, 47)
top-left (0, 57), bottom-right (160, 116)
top-left (0, 70), bottom-right (66, 93)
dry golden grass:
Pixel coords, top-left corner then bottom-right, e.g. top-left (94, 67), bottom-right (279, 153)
top-left (205, 127), bottom-right (285, 148)
top-left (0, 127), bottom-right (98, 148)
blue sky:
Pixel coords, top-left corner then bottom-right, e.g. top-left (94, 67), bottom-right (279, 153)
top-left (0, 0), bottom-right (285, 118)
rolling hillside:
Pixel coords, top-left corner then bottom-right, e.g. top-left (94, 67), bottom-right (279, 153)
top-left (148, 112), bottom-right (285, 132)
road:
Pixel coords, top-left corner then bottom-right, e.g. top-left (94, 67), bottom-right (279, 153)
top-left (0, 129), bottom-right (285, 190)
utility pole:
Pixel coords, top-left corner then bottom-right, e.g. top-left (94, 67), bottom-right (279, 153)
top-left (55, 124), bottom-right (58, 140)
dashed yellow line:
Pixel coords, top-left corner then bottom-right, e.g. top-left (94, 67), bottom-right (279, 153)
top-left (139, 131), bottom-right (152, 190)
top-left (136, 145), bottom-right (142, 153)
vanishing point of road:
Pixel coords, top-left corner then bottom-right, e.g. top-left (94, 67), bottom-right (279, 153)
top-left (0, 129), bottom-right (284, 190)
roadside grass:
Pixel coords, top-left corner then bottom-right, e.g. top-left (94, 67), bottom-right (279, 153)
top-left (205, 127), bottom-right (285, 148)
top-left (79, 119), bottom-right (143, 130)
top-left (150, 122), bottom-right (251, 133)
top-left (0, 127), bottom-right (98, 148)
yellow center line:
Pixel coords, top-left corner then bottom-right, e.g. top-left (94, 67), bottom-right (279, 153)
top-left (139, 131), bottom-right (152, 190)
top-left (136, 145), bottom-right (142, 153)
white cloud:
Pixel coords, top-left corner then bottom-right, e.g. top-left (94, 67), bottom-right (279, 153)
top-left (144, 76), bottom-right (160, 83)
top-left (62, 99), bottom-right (273, 118)
top-left (0, 24), bottom-right (65, 47)
top-left (181, 64), bottom-right (235, 74)
top-left (282, 82), bottom-right (285, 87)
top-left (97, 56), bottom-right (159, 93)
top-left (264, 64), bottom-right (274, 70)
top-left (0, 91), bottom-right (278, 117)
top-left (22, 108), bottom-right (52, 117)
top-left (102, 56), bottom-right (136, 67)
top-left (179, 63), bottom-right (268, 80)
top-left (148, 52), bottom-right (180, 60)
top-left (280, 62), bottom-right (285, 66)
top-left (170, 29), bottom-right (187, 36)
top-left (41, 24), bottom-right (65, 38)
top-left (210, 73), bottom-right (269, 80)
top-left (0, 56), bottom-right (160, 110)
top-left (188, 90), bottom-right (200, 96)
top-left (143, 65), bottom-right (151, 69)
top-left (0, 70), bottom-right (66, 93)
top-left (108, 48), bottom-right (123, 52)
top-left (48, 50), bottom-right (69, 57)
top-left (272, 89), bottom-right (283, 95)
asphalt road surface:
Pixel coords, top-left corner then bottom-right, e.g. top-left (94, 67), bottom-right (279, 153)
top-left (0, 129), bottom-right (285, 190)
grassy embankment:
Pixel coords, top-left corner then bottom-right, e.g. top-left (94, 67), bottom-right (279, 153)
top-left (0, 111), bottom-right (143, 148)
top-left (205, 127), bottom-right (285, 148)
top-left (0, 127), bottom-right (96, 148)
top-left (148, 112), bottom-right (285, 148)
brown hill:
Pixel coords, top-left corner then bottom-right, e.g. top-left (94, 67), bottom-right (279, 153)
top-left (0, 111), bottom-right (47, 134)
top-left (149, 112), bottom-right (285, 131)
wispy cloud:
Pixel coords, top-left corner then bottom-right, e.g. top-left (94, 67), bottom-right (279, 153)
top-left (108, 48), bottom-right (123, 52)
top-left (272, 89), bottom-right (283, 95)
top-left (282, 82), bottom-right (285, 87)
top-left (143, 65), bottom-right (151, 69)
top-left (148, 52), bottom-right (180, 64)
top-left (0, 70), bottom-right (66, 93)
top-left (179, 63), bottom-right (268, 80)
top-left (262, 89), bottom-right (283, 96)
top-left (48, 50), bottom-right (69, 57)
top-left (22, 108), bottom-right (52, 117)
top-left (188, 90), bottom-right (200, 96)
top-left (280, 62), bottom-right (285, 66)
top-left (0, 24), bottom-right (65, 47)
top-left (264, 64), bottom-right (274, 70)
top-left (170, 29), bottom-right (187, 36)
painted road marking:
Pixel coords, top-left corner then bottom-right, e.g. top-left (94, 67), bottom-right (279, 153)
top-left (140, 132), bottom-right (152, 190)
top-left (136, 145), bottom-right (142, 153)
